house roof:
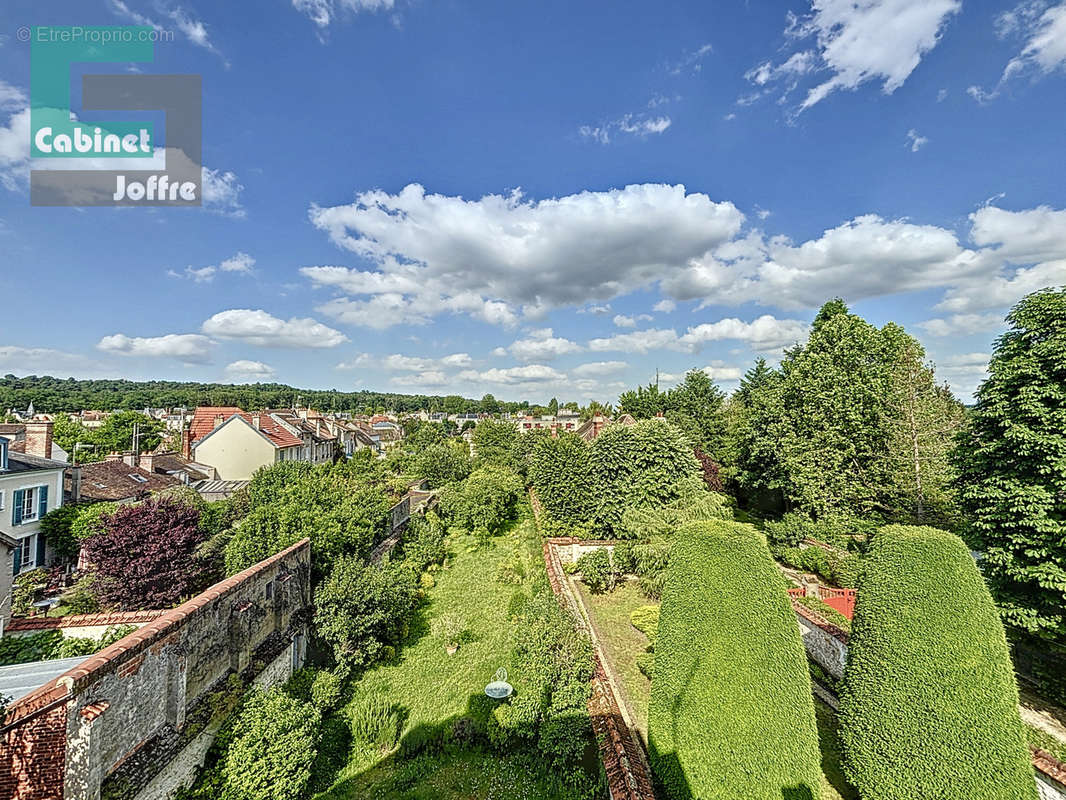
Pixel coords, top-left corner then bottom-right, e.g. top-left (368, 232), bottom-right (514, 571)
top-left (148, 452), bottom-right (212, 483)
top-left (2, 449), bottom-right (67, 475)
top-left (72, 460), bottom-right (180, 502)
top-left (189, 407), bottom-right (303, 450)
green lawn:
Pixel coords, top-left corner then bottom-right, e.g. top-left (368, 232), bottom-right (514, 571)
top-left (313, 515), bottom-right (567, 799)
top-left (576, 578), bottom-right (859, 800)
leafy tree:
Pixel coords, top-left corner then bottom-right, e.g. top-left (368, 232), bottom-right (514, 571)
top-left (839, 525), bottom-right (1037, 800)
top-left (479, 393), bottom-right (500, 414)
top-left (220, 687), bottom-right (321, 800)
top-left (413, 442), bottom-right (471, 488)
top-left (84, 497), bottom-right (211, 610)
top-left (530, 433), bottom-right (594, 524)
top-left (618, 381), bottom-right (668, 418)
top-left (580, 400), bottom-right (613, 421)
top-left (93, 410), bottom-right (164, 454)
top-left (649, 520), bottom-right (822, 799)
top-left (735, 356), bottom-right (774, 405)
top-left (313, 557), bottom-right (418, 669)
top-left (38, 504), bottom-right (81, 561)
top-left (437, 466), bottom-right (524, 535)
top-left (471, 417), bottom-right (520, 470)
top-left (953, 288), bottom-right (1066, 639)
top-left (547, 397), bottom-right (559, 415)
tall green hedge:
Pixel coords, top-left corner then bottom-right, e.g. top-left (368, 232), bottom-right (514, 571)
top-left (838, 525), bottom-right (1037, 800)
top-left (529, 432), bottom-right (594, 524)
top-left (648, 520), bottom-right (822, 800)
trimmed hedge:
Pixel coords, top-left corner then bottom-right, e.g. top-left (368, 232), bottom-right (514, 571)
top-left (838, 525), bottom-right (1037, 800)
top-left (648, 520), bottom-right (822, 800)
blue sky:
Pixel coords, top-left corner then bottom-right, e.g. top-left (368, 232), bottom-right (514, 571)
top-left (1, 0), bottom-right (1065, 404)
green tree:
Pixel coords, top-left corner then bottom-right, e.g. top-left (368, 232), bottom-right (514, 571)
top-left (220, 687), bottom-right (321, 800)
top-left (479, 393), bottom-right (500, 414)
top-left (649, 520), bottom-right (822, 799)
top-left (530, 433), bottom-right (594, 524)
top-left (93, 410), bottom-right (164, 454)
top-left (471, 418), bottom-right (520, 469)
top-left (413, 442), bottom-right (471, 488)
top-left (734, 356), bottom-right (774, 405)
top-left (953, 288), bottom-right (1066, 639)
top-left (838, 525), bottom-right (1037, 800)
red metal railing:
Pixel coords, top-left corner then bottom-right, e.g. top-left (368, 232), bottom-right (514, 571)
top-left (817, 587), bottom-right (856, 619)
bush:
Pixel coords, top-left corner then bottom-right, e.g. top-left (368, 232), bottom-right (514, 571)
top-left (0, 625), bottom-right (134, 666)
top-left (310, 669), bottom-right (344, 711)
top-left (629, 605), bottom-right (659, 644)
top-left (349, 693), bottom-right (404, 754)
top-left (636, 651), bottom-right (655, 679)
top-left (471, 418), bottom-right (521, 470)
top-left (398, 513), bottom-right (447, 574)
top-left (437, 466), bottom-right (523, 536)
top-left (220, 687), bottom-right (321, 800)
top-left (313, 558), bottom-right (418, 670)
top-left (70, 502), bottom-right (117, 542)
top-left (575, 549), bottom-right (615, 594)
top-left (84, 497), bottom-right (211, 610)
top-left (38, 504), bottom-right (81, 561)
top-left (763, 512), bottom-right (812, 548)
top-left (413, 442), bottom-right (471, 489)
top-left (612, 541), bottom-right (636, 574)
top-left (827, 550), bottom-right (863, 588)
top-left (648, 520), bottom-right (822, 800)
top-left (838, 525), bottom-right (1037, 800)
top-left (530, 433), bottom-right (594, 525)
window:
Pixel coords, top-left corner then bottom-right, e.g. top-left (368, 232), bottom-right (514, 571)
top-left (128, 473), bottom-right (148, 484)
top-left (18, 535), bottom-right (34, 571)
top-left (20, 487), bottom-right (38, 523)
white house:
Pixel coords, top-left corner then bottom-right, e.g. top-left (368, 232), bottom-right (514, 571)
top-left (0, 433), bottom-right (66, 576)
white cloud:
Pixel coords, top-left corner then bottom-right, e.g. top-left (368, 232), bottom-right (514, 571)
top-left (667, 43), bottom-right (714, 75)
top-left (917, 313), bottom-right (1004, 336)
top-left (580, 114), bottom-right (671, 145)
top-left (0, 105), bottom-right (30, 191)
top-left (906, 129), bottom-right (929, 151)
top-left (224, 360), bottom-right (276, 382)
top-left (201, 167), bottom-right (246, 217)
top-left (108, 0), bottom-right (226, 62)
top-left (0, 345), bottom-right (110, 378)
top-left (292, 0), bottom-right (397, 29)
top-left (700, 363), bottom-right (744, 381)
top-left (749, 0), bottom-right (961, 112)
top-left (178, 266), bottom-right (217, 283)
top-left (201, 309), bottom-right (347, 348)
top-left (506, 328), bottom-right (583, 362)
top-left (220, 252), bottom-right (255, 273)
top-left (441, 352), bottom-right (474, 368)
top-left (971, 1), bottom-right (1066, 99)
top-left (653, 299), bottom-right (677, 313)
top-left (458, 364), bottom-right (566, 385)
top-left (0, 80), bottom-right (25, 111)
top-left (613, 313), bottom-right (653, 328)
top-left (572, 361), bottom-right (628, 377)
top-left (937, 87), bottom-right (949, 101)
top-left (97, 333), bottom-right (214, 364)
top-left (305, 183), bottom-right (743, 328)
top-left (391, 370), bottom-right (449, 387)
top-left (588, 315), bottom-right (808, 354)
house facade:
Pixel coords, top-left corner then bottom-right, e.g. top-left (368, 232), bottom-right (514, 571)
top-left (186, 408), bottom-right (304, 481)
top-left (0, 434), bottom-right (66, 577)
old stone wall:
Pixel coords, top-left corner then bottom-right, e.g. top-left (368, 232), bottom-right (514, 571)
top-left (0, 539), bottom-right (310, 800)
top-left (794, 602), bottom-right (848, 680)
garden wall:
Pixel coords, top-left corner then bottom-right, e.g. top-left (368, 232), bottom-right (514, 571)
top-left (0, 538), bottom-right (311, 800)
top-left (5, 612), bottom-right (163, 640)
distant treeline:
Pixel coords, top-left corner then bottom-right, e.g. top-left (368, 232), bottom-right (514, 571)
top-left (0, 375), bottom-right (531, 415)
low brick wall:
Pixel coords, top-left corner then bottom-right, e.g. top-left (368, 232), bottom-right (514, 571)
top-left (5, 612), bottom-right (163, 640)
top-left (0, 539), bottom-right (311, 800)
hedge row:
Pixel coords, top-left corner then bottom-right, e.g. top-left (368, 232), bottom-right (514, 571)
top-left (838, 525), bottom-right (1037, 800)
top-left (648, 520), bottom-right (822, 800)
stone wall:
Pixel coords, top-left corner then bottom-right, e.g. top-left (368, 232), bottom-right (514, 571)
top-left (793, 602), bottom-right (848, 680)
top-left (0, 538), bottom-right (311, 800)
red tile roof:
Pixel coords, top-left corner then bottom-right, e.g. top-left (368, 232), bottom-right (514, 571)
top-left (189, 407), bottom-right (302, 450)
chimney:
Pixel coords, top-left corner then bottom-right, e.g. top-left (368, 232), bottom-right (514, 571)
top-left (105, 452), bottom-right (123, 463)
top-left (24, 420), bottom-right (53, 460)
top-left (122, 451), bottom-right (138, 468)
top-left (140, 451), bottom-right (156, 473)
top-left (213, 414), bottom-right (225, 429)
top-left (69, 465), bottom-right (81, 502)
top-left (181, 428), bottom-right (192, 460)
top-left (252, 413), bottom-right (261, 430)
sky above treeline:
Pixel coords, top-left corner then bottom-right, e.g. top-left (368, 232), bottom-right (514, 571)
top-left (1, 0), bottom-right (1065, 404)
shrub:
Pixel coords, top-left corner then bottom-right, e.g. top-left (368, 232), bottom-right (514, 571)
top-left (84, 497), bottom-right (210, 610)
top-left (827, 550), bottom-right (863, 588)
top-left (437, 466), bottom-right (523, 536)
top-left (70, 502), bottom-right (117, 542)
top-left (313, 558), bottom-right (418, 670)
top-left (648, 520), bottom-right (822, 800)
top-left (612, 541), bottom-right (636, 574)
top-left (575, 549), bottom-right (615, 594)
top-left (56, 574), bottom-right (99, 615)
top-left (0, 625), bottom-right (134, 666)
top-left (310, 669), bottom-right (344, 711)
top-left (471, 418), bottom-right (520, 470)
top-left (795, 595), bottom-right (851, 632)
top-left (432, 612), bottom-right (467, 652)
top-left (398, 513), bottom-right (447, 574)
top-left (838, 525), bottom-right (1038, 800)
top-left (413, 442), bottom-right (471, 489)
top-left (12, 568), bottom-right (47, 617)
top-left (220, 687), bottom-right (320, 800)
top-left (763, 512), bottom-right (813, 548)
top-left (629, 605), bottom-right (659, 644)
top-left (349, 693), bottom-right (404, 754)
top-left (636, 651), bottom-right (655, 679)
top-left (530, 433), bottom-right (594, 525)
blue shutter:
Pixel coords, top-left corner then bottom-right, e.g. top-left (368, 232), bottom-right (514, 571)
top-left (12, 541), bottom-right (20, 575)
top-left (12, 488), bottom-right (23, 526)
top-left (38, 485), bottom-right (48, 519)
top-left (35, 532), bottom-right (45, 567)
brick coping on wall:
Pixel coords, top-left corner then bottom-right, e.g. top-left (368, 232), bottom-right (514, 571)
top-left (541, 537), bottom-right (656, 800)
top-left (6, 610), bottom-right (164, 632)
top-left (2, 538), bottom-right (311, 731)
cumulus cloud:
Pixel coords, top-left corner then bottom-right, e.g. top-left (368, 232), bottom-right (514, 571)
top-left (201, 309), bottom-right (347, 348)
top-left (588, 315), bottom-right (809, 354)
top-left (457, 364), bottom-right (567, 385)
top-left (220, 252), bottom-right (255, 273)
top-left (917, 313), bottom-right (1005, 336)
top-left (304, 183), bottom-right (743, 329)
top-left (0, 345), bottom-right (110, 378)
top-left (613, 314), bottom-right (652, 328)
top-left (168, 251), bottom-right (255, 283)
top-left (747, 0), bottom-right (961, 113)
top-left (572, 361), bottom-right (628, 377)
top-left (653, 299), bottom-right (676, 313)
top-left (391, 370), bottom-right (449, 387)
top-left (201, 168), bottom-right (246, 217)
top-left (700, 362), bottom-right (744, 381)
top-left (224, 360), bottom-right (276, 382)
top-left (97, 333), bottom-right (214, 364)
top-left (906, 129), bottom-right (929, 151)
top-left (503, 328), bottom-right (583, 362)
